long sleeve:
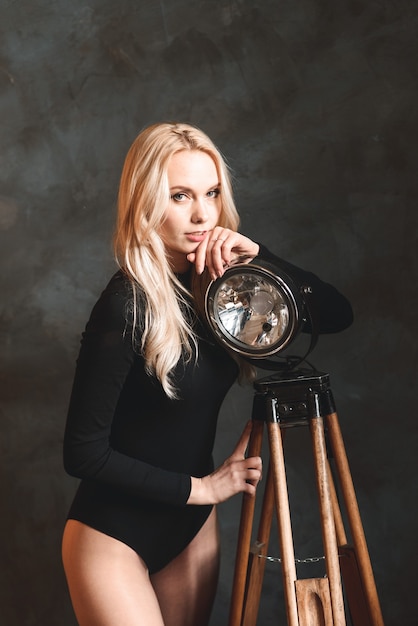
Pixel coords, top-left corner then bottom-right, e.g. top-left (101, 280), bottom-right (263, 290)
top-left (255, 243), bottom-right (354, 334)
top-left (63, 272), bottom-right (191, 506)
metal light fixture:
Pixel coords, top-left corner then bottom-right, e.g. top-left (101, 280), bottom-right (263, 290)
top-left (203, 259), bottom-right (318, 369)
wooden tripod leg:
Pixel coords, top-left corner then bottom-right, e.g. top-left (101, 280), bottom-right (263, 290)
top-left (327, 460), bottom-right (348, 546)
top-left (241, 462), bottom-right (275, 626)
top-left (267, 420), bottom-right (299, 626)
top-left (309, 411), bottom-right (346, 626)
top-left (325, 411), bottom-right (385, 626)
top-left (228, 417), bottom-right (264, 626)
top-left (327, 460), bottom-right (375, 625)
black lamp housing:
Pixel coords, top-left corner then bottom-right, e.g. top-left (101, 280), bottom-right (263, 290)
top-left (203, 259), bottom-right (319, 370)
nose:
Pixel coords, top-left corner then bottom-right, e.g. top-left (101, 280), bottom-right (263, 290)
top-left (191, 198), bottom-right (208, 224)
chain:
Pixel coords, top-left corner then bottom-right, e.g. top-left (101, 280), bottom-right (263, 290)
top-left (258, 554), bottom-right (326, 565)
top-left (250, 541), bottom-right (346, 566)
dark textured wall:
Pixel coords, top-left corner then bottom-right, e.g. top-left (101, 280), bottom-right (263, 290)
top-left (1, 1), bottom-right (417, 624)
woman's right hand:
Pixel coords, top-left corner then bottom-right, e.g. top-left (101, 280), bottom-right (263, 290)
top-left (187, 421), bottom-right (262, 505)
top-left (187, 228), bottom-right (259, 281)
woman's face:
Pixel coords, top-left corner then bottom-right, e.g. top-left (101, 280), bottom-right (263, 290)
top-left (159, 149), bottom-right (222, 272)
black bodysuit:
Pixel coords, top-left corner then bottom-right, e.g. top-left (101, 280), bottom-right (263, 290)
top-left (63, 244), bottom-right (353, 573)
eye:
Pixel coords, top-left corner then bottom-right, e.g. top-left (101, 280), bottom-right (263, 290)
top-left (207, 188), bottom-right (220, 199)
top-left (171, 192), bottom-right (188, 202)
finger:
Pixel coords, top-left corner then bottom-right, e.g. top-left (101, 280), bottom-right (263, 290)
top-left (192, 236), bottom-right (211, 275)
top-left (191, 229), bottom-right (231, 277)
top-left (244, 467), bottom-right (262, 482)
top-left (245, 456), bottom-right (263, 471)
top-left (206, 230), bottom-right (232, 279)
top-left (232, 421), bottom-right (253, 458)
top-left (242, 464), bottom-right (263, 494)
top-left (242, 481), bottom-right (258, 497)
top-left (240, 459), bottom-right (263, 488)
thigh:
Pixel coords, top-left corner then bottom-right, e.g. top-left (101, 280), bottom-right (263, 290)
top-left (150, 506), bottom-right (221, 626)
top-left (62, 519), bottom-right (164, 626)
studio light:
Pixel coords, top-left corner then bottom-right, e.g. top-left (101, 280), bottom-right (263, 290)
top-left (203, 259), bottom-right (318, 368)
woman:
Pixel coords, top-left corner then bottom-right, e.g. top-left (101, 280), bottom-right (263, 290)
top-left (62, 122), bottom-right (353, 626)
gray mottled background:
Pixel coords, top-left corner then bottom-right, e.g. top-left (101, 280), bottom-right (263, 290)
top-left (1, 1), bottom-right (417, 624)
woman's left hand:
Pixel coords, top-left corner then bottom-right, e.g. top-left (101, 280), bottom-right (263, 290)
top-left (187, 229), bottom-right (260, 280)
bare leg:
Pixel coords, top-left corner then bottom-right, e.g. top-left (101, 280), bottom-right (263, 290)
top-left (62, 519), bottom-right (164, 626)
top-left (150, 507), bottom-right (221, 626)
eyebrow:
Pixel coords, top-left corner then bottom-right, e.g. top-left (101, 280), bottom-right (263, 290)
top-left (169, 186), bottom-right (193, 193)
top-left (169, 183), bottom-right (221, 192)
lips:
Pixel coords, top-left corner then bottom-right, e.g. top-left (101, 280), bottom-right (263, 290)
top-left (185, 231), bottom-right (207, 243)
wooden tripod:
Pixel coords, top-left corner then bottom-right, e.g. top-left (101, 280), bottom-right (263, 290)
top-left (228, 369), bottom-right (385, 626)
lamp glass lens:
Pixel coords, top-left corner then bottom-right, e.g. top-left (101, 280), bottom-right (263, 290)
top-left (210, 272), bottom-right (294, 355)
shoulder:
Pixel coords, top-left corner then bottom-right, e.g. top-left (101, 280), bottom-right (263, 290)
top-left (87, 270), bottom-right (135, 333)
top-left (102, 269), bottom-right (133, 299)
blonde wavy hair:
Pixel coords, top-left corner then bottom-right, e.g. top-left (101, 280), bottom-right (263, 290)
top-left (114, 122), bottom-right (240, 398)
